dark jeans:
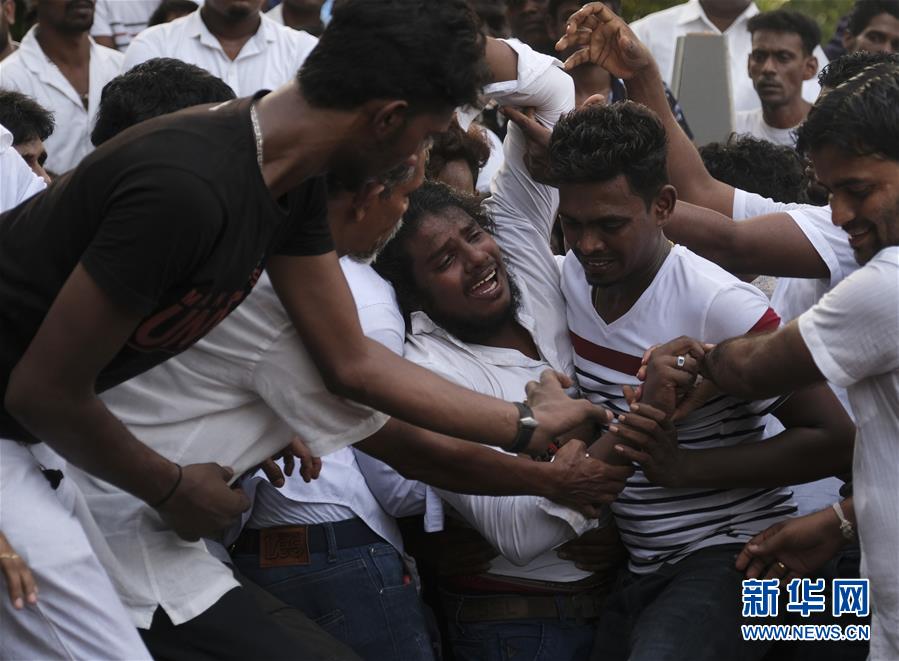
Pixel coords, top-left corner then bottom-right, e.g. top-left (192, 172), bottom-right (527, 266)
top-left (233, 531), bottom-right (434, 661)
top-left (591, 544), bottom-right (773, 661)
top-left (440, 590), bottom-right (596, 661)
top-left (140, 580), bottom-right (360, 661)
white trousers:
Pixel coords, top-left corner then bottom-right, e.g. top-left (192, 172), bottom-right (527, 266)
top-left (0, 440), bottom-right (151, 660)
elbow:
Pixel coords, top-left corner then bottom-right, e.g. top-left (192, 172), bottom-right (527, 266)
top-left (4, 365), bottom-right (46, 428)
top-left (321, 359), bottom-right (371, 402)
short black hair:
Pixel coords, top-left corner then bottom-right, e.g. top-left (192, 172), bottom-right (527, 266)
top-left (796, 61), bottom-right (899, 161)
top-left (0, 90), bottom-right (55, 145)
top-left (374, 181), bottom-right (493, 318)
top-left (847, 0), bottom-right (899, 36)
top-left (425, 119), bottom-right (491, 187)
top-left (549, 101), bottom-right (668, 208)
top-left (298, 0), bottom-right (489, 113)
top-left (147, 0), bottom-right (199, 26)
top-left (818, 50), bottom-right (899, 87)
top-left (701, 135), bottom-right (809, 204)
top-left (91, 58), bottom-right (236, 145)
top-left (747, 9), bottom-right (822, 56)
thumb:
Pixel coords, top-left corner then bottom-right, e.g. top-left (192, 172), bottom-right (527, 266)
top-left (230, 487), bottom-right (251, 513)
top-left (220, 465), bottom-right (235, 483)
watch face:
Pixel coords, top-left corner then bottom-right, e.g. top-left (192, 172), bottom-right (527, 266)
top-left (521, 416), bottom-right (539, 429)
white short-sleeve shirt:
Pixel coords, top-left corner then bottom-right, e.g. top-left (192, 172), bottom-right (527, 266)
top-left (734, 108), bottom-right (797, 147)
top-left (798, 247), bottom-right (899, 659)
top-left (121, 11), bottom-right (317, 96)
top-left (90, 0), bottom-right (171, 51)
top-left (630, 0), bottom-right (825, 113)
top-left (0, 27), bottom-right (123, 173)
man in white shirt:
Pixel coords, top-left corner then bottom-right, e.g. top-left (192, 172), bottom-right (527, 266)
top-left (123, 0), bottom-right (317, 96)
top-left (0, 123), bottom-right (45, 212)
top-left (0, 92), bottom-right (53, 183)
top-left (734, 9), bottom-right (819, 147)
top-left (677, 61), bottom-right (899, 660)
top-left (266, 0), bottom-right (324, 34)
top-left (630, 0), bottom-right (824, 113)
top-left (0, 0), bottom-right (123, 173)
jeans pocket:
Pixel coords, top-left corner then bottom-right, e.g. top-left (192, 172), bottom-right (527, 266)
top-left (313, 609), bottom-right (348, 642)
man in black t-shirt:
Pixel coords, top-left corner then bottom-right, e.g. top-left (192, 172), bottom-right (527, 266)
top-left (0, 1), bottom-right (611, 658)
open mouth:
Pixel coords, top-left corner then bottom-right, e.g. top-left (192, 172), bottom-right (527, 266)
top-left (467, 266), bottom-right (501, 298)
top-left (583, 258), bottom-right (615, 274)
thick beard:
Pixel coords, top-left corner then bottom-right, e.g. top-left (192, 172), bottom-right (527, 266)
top-left (424, 268), bottom-right (522, 345)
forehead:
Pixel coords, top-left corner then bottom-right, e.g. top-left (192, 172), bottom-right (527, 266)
top-left (810, 144), bottom-right (899, 186)
top-left (860, 12), bottom-right (899, 37)
top-left (558, 176), bottom-right (644, 217)
top-left (412, 206), bottom-right (476, 252)
top-left (751, 29), bottom-right (805, 53)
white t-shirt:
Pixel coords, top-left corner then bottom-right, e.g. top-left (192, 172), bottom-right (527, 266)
top-left (562, 244), bottom-right (795, 573)
top-left (0, 124), bottom-right (45, 213)
top-left (73, 261), bottom-right (392, 628)
top-left (798, 247), bottom-right (899, 659)
top-left (734, 108), bottom-right (797, 147)
top-left (630, 0), bottom-right (825, 113)
top-left (0, 28), bottom-right (123, 173)
top-left (90, 0), bottom-right (170, 51)
top-left (121, 11), bottom-right (318, 97)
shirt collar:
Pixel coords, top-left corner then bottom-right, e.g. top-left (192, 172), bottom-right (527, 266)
top-left (189, 10), bottom-right (277, 51)
top-left (676, 0), bottom-right (759, 32)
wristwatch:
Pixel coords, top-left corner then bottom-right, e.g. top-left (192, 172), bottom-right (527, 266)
top-left (508, 402), bottom-right (539, 453)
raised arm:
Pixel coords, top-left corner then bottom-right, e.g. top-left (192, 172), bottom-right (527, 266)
top-left (557, 2), bottom-right (735, 216)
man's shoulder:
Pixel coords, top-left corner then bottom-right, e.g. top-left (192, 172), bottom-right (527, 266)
top-left (631, 2), bottom-right (690, 31)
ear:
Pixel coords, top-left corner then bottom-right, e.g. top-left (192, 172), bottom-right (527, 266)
top-left (351, 180), bottom-right (386, 223)
top-left (3, 0), bottom-right (14, 24)
top-left (369, 100), bottom-right (409, 141)
top-left (802, 55), bottom-right (818, 81)
top-left (842, 31), bottom-right (855, 52)
top-left (653, 185), bottom-right (678, 228)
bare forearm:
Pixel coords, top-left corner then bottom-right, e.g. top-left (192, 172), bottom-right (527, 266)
top-left (357, 419), bottom-right (554, 498)
top-left (627, 67), bottom-right (734, 215)
top-left (677, 428), bottom-right (852, 489)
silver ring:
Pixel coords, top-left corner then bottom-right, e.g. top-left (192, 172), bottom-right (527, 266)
top-left (676, 355), bottom-right (686, 369)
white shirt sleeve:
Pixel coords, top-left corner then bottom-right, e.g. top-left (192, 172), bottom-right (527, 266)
top-left (798, 248), bottom-right (899, 388)
top-left (0, 130), bottom-right (46, 213)
top-left (703, 280), bottom-right (777, 343)
top-left (436, 479), bottom-right (597, 567)
top-left (121, 30), bottom-right (161, 71)
top-left (90, 0), bottom-right (113, 37)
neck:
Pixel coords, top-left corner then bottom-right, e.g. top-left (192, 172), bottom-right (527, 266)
top-left (699, 1), bottom-right (749, 32)
top-left (280, 3), bottom-right (321, 33)
top-left (255, 81), bottom-right (355, 198)
top-left (200, 6), bottom-right (260, 41)
top-left (593, 238), bottom-right (670, 324)
top-left (571, 63), bottom-right (613, 107)
top-left (0, 33), bottom-right (13, 60)
top-left (762, 97), bottom-right (810, 129)
top-left (35, 24), bottom-right (90, 66)
top-left (461, 318), bottom-right (540, 360)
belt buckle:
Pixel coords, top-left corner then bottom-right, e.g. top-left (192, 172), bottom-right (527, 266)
top-left (259, 526), bottom-right (311, 568)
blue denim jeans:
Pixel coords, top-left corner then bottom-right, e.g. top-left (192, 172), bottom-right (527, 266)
top-left (233, 529), bottom-right (434, 661)
top-left (591, 544), bottom-right (773, 661)
top-left (440, 590), bottom-right (596, 661)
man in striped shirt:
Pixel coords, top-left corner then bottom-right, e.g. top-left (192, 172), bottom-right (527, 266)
top-left (545, 100), bottom-right (853, 661)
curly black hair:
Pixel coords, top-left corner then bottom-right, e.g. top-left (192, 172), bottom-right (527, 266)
top-left (548, 101), bottom-right (668, 208)
top-left (700, 135), bottom-right (809, 204)
top-left (818, 50), bottom-right (899, 88)
top-left (298, 0), bottom-right (489, 113)
top-left (796, 61), bottom-right (899, 160)
top-left (425, 119), bottom-right (491, 188)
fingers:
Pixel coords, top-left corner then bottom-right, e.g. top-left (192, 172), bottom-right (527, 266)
top-left (282, 452), bottom-right (295, 478)
top-left (624, 403), bottom-right (666, 423)
top-left (301, 456), bottom-right (323, 483)
top-left (1, 555), bottom-right (38, 609)
top-left (621, 384), bottom-right (638, 406)
top-left (259, 459), bottom-right (285, 487)
top-left (220, 464), bottom-right (235, 483)
top-left (612, 444), bottom-right (650, 465)
top-left (500, 106), bottom-right (552, 148)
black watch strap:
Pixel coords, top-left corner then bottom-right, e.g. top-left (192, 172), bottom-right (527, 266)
top-left (508, 402), bottom-right (538, 453)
